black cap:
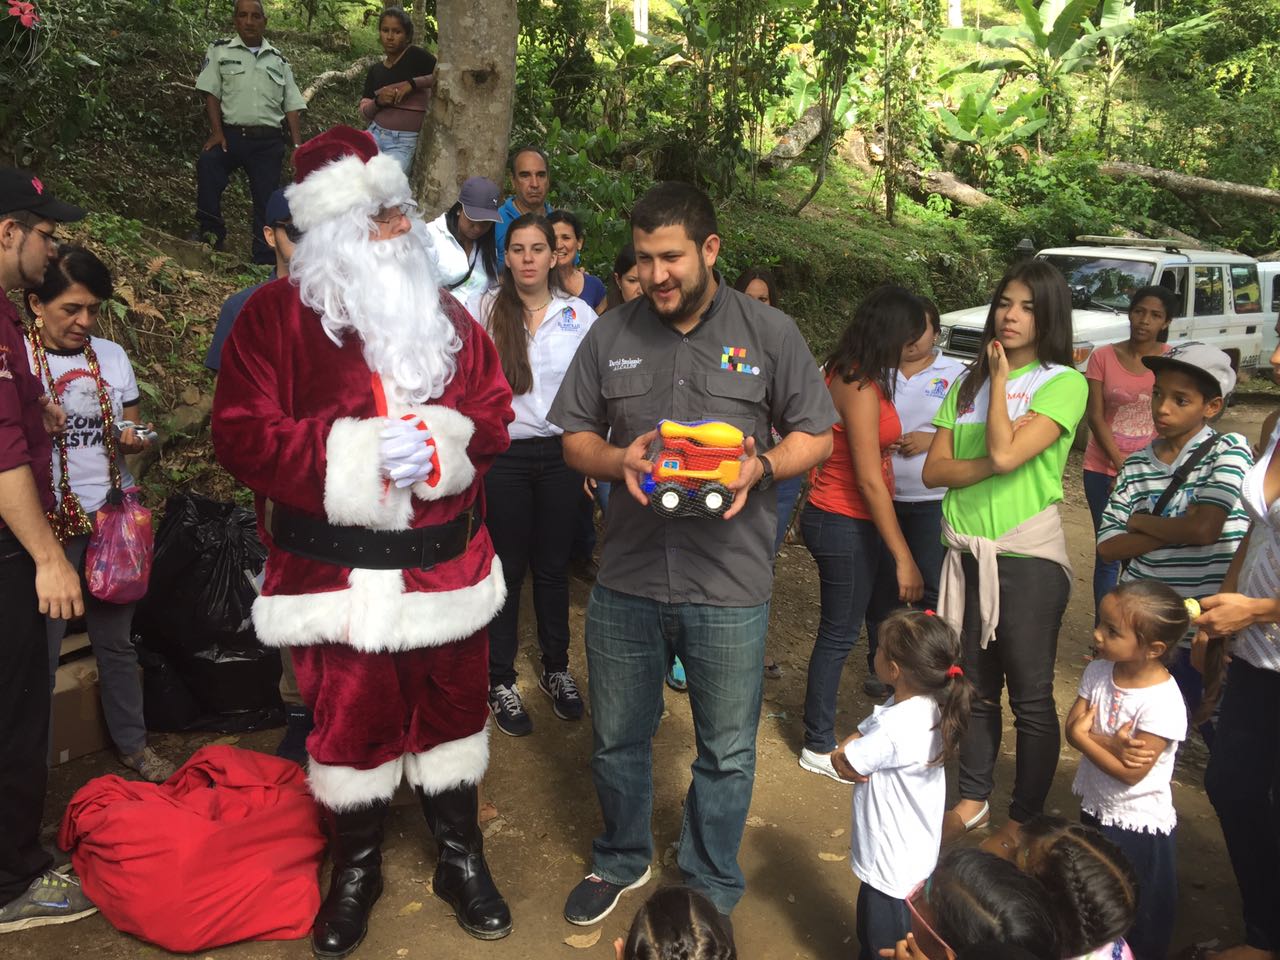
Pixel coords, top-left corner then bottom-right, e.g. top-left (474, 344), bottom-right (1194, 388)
top-left (0, 167), bottom-right (86, 222)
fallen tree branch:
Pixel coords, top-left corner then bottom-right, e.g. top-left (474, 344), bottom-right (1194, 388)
top-left (1100, 161), bottom-right (1280, 209)
top-left (762, 104), bottom-right (825, 174)
top-left (303, 56), bottom-right (378, 103)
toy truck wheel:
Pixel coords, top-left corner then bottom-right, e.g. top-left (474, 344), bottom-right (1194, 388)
top-left (652, 482), bottom-right (685, 518)
top-left (700, 482), bottom-right (731, 517)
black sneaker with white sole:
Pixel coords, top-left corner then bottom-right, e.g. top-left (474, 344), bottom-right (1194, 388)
top-left (488, 683), bottom-right (532, 737)
top-left (563, 867), bottom-right (652, 925)
top-left (538, 670), bottom-right (584, 720)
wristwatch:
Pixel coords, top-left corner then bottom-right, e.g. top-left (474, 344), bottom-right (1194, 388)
top-left (756, 454), bottom-right (775, 492)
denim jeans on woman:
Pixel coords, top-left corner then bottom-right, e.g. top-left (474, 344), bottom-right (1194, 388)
top-left (956, 552), bottom-right (1070, 823)
top-left (584, 584), bottom-right (768, 914)
top-left (1083, 468), bottom-right (1120, 619)
top-left (367, 121), bottom-right (418, 175)
top-left (864, 499), bottom-right (946, 668)
top-left (800, 503), bottom-right (884, 753)
top-left (483, 437), bottom-right (583, 687)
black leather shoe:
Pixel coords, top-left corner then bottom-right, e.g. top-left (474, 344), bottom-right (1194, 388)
top-left (311, 803), bottom-right (388, 959)
top-left (419, 785), bottom-right (513, 940)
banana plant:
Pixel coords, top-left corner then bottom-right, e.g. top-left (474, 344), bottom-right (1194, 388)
top-left (936, 78), bottom-right (1049, 181)
top-left (939, 0), bottom-right (1103, 138)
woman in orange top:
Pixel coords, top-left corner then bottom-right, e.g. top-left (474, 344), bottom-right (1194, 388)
top-left (798, 286), bottom-right (929, 780)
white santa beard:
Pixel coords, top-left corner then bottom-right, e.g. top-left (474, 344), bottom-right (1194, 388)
top-left (290, 212), bottom-right (462, 404)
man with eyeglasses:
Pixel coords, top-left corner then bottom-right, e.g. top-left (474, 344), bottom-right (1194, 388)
top-left (205, 187), bottom-right (298, 372)
top-left (212, 127), bottom-right (516, 957)
top-left (0, 167), bottom-right (98, 933)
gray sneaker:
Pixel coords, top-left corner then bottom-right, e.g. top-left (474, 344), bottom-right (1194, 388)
top-left (120, 746), bottom-right (177, 783)
top-left (0, 869), bottom-right (97, 933)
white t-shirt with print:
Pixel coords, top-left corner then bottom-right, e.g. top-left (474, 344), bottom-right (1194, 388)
top-left (478, 294), bottom-right (597, 440)
top-left (891, 351), bottom-right (967, 502)
top-left (1071, 659), bottom-right (1187, 835)
top-left (26, 337), bottom-right (139, 514)
top-left (844, 694), bottom-right (945, 898)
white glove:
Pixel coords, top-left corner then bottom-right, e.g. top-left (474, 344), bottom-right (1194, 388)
top-left (379, 417), bottom-right (436, 489)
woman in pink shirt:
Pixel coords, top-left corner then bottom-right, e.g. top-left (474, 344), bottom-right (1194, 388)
top-left (1082, 285), bottom-right (1177, 617)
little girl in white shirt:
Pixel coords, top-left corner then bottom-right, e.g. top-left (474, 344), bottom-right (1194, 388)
top-left (831, 609), bottom-right (971, 960)
top-left (1066, 579), bottom-right (1190, 960)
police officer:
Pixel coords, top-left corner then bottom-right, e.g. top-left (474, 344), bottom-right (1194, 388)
top-left (192, 0), bottom-right (305, 264)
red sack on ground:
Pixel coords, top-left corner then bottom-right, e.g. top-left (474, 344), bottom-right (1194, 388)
top-left (58, 745), bottom-right (325, 952)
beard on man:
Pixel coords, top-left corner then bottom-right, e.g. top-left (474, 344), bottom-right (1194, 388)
top-left (211, 124), bottom-right (515, 959)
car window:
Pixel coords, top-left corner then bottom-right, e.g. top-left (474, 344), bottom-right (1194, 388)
top-left (1230, 264), bottom-right (1261, 314)
top-left (1159, 267), bottom-right (1188, 318)
top-left (1194, 266), bottom-right (1225, 316)
top-left (1039, 255), bottom-right (1155, 311)
top-left (1273, 275), bottom-right (1280, 313)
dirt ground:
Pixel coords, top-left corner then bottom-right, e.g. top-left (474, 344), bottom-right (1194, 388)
top-left (15, 402), bottom-right (1273, 960)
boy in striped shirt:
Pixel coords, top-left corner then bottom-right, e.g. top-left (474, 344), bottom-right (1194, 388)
top-left (1097, 342), bottom-right (1252, 743)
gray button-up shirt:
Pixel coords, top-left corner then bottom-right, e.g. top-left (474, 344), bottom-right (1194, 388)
top-left (549, 278), bottom-right (836, 607)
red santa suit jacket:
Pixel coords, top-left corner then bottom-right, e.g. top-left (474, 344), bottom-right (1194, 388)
top-left (211, 277), bottom-right (514, 655)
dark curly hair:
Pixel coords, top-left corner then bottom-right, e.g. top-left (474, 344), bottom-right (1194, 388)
top-left (623, 886), bottom-right (736, 960)
top-left (1018, 816), bottom-right (1138, 957)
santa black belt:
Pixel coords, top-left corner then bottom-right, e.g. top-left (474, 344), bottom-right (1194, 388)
top-left (264, 500), bottom-right (478, 570)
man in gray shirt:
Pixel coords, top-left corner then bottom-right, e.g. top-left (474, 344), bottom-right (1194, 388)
top-left (549, 181), bottom-right (835, 927)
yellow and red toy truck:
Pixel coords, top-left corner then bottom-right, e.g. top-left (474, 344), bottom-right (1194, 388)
top-left (641, 419), bottom-right (745, 519)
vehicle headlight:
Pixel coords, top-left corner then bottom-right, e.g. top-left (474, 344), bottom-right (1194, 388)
top-left (937, 327), bottom-right (952, 349)
top-left (1072, 341), bottom-right (1095, 367)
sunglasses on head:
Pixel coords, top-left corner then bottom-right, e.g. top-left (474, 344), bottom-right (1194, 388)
top-left (906, 878), bottom-right (954, 959)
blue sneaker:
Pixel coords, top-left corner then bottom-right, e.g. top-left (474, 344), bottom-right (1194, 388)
top-left (665, 656), bottom-right (687, 692)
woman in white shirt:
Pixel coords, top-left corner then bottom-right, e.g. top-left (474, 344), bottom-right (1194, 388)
top-left (25, 247), bottom-right (175, 783)
top-left (1195, 363), bottom-right (1280, 960)
top-left (477, 214), bottom-right (597, 738)
top-left (422, 176), bottom-right (501, 316)
top-left (863, 297), bottom-right (966, 697)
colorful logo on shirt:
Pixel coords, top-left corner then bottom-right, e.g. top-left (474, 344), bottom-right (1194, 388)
top-left (721, 346), bottom-right (760, 376)
top-left (924, 376), bottom-right (951, 399)
top-left (558, 306), bottom-right (581, 332)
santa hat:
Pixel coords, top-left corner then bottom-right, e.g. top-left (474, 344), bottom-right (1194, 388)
top-left (285, 125), bottom-right (412, 233)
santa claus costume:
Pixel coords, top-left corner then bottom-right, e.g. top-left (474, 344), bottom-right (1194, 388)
top-left (211, 126), bottom-right (515, 958)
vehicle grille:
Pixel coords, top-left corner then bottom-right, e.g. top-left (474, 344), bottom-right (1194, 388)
top-left (948, 326), bottom-right (985, 357)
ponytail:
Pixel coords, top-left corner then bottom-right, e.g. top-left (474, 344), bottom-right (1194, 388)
top-left (876, 609), bottom-right (971, 764)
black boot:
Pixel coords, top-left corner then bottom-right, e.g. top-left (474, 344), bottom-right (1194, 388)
top-left (311, 802), bottom-right (388, 959)
top-left (419, 785), bottom-right (513, 940)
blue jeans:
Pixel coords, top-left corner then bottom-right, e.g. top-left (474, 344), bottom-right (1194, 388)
top-left (773, 476), bottom-right (804, 556)
top-left (800, 505), bottom-right (884, 752)
top-left (1206, 658), bottom-right (1280, 952)
top-left (367, 121), bottom-right (419, 174)
top-left (584, 584), bottom-right (768, 914)
top-left (865, 499), bottom-right (946, 669)
top-left (1083, 469), bottom-right (1119, 620)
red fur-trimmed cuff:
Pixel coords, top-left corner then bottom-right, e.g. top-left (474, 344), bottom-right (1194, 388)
top-left (403, 727), bottom-right (489, 796)
top-left (307, 754), bottom-right (402, 812)
top-left (323, 417), bottom-right (413, 530)
top-left (400, 404), bottom-right (476, 501)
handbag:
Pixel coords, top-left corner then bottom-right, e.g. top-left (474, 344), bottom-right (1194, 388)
top-left (86, 486), bottom-right (154, 604)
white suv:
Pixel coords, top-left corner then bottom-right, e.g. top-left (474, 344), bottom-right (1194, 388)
top-left (938, 238), bottom-right (1269, 380)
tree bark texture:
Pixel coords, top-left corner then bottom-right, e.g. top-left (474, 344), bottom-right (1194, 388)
top-left (414, 0), bottom-right (518, 219)
top-left (1100, 161), bottom-right (1280, 208)
top-left (761, 104), bottom-right (825, 173)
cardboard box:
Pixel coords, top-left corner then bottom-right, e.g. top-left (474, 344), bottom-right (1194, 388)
top-left (51, 653), bottom-right (111, 766)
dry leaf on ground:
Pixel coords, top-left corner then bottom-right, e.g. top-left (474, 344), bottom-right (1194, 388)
top-left (564, 929), bottom-right (602, 948)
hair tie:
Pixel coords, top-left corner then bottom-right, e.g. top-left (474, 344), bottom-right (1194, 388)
top-left (1184, 597), bottom-right (1202, 619)
top-left (946, 665), bottom-right (964, 679)
top-left (923, 609), bottom-right (937, 617)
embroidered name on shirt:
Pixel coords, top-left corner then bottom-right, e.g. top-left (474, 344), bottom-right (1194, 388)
top-left (721, 345), bottom-right (760, 375)
top-left (608, 357), bottom-right (643, 372)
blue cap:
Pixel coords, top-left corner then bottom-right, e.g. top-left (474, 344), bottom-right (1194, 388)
top-left (265, 188), bottom-right (291, 226)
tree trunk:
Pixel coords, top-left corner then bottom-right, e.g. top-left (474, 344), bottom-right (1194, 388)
top-left (1100, 161), bottom-right (1280, 208)
top-left (634, 0), bottom-right (649, 43)
top-left (301, 56), bottom-right (378, 103)
top-left (761, 104), bottom-right (825, 172)
top-left (412, 1), bottom-right (426, 45)
top-left (414, 0), bottom-right (519, 219)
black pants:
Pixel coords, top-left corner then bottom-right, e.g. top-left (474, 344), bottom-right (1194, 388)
top-left (0, 540), bottom-right (54, 904)
top-left (1206, 658), bottom-right (1280, 951)
top-left (957, 553), bottom-right (1069, 823)
top-left (483, 437), bottom-right (583, 688)
top-left (195, 127), bottom-right (284, 264)
top-left (856, 881), bottom-right (910, 960)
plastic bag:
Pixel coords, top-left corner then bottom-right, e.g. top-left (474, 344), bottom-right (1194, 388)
top-left (137, 495), bottom-right (267, 655)
top-left (640, 419), bottom-right (745, 519)
top-left (85, 488), bottom-right (153, 604)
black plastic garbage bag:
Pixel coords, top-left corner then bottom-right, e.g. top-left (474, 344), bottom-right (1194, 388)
top-left (137, 495), bottom-right (268, 656)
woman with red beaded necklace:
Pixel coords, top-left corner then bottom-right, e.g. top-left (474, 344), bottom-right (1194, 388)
top-left (25, 246), bottom-right (175, 783)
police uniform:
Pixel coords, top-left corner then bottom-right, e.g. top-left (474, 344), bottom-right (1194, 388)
top-left (195, 36), bottom-right (305, 264)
